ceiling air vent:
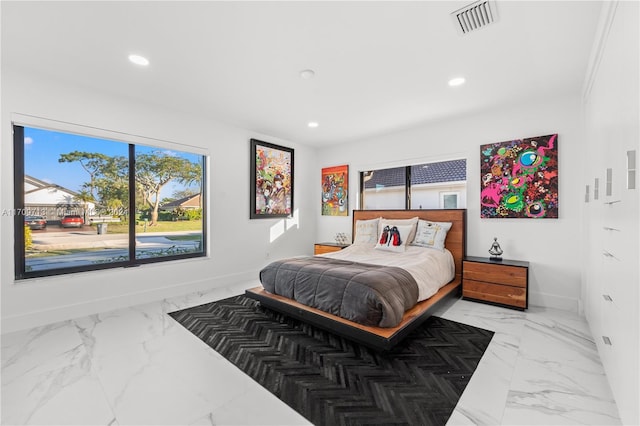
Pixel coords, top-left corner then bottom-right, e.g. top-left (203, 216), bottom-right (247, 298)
top-left (451, 0), bottom-right (498, 35)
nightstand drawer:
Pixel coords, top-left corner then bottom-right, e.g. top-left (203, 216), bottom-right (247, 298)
top-left (463, 261), bottom-right (527, 287)
top-left (463, 279), bottom-right (527, 308)
top-left (314, 243), bottom-right (349, 255)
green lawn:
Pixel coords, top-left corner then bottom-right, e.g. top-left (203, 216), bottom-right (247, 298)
top-left (103, 220), bottom-right (202, 234)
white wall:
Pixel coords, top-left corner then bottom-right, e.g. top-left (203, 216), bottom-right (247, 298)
top-left (316, 95), bottom-right (585, 312)
top-left (1, 69), bottom-right (317, 333)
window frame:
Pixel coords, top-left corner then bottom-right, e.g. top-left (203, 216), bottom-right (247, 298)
top-left (13, 119), bottom-right (208, 280)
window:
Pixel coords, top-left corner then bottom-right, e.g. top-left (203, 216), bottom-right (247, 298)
top-left (13, 123), bottom-right (206, 279)
top-left (440, 192), bottom-right (461, 209)
top-left (360, 159), bottom-right (466, 210)
top-left (360, 166), bottom-right (408, 209)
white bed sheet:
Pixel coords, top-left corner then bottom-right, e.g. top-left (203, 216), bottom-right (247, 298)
top-left (319, 244), bottom-right (455, 302)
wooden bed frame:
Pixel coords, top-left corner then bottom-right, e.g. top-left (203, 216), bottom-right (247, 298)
top-left (245, 209), bottom-right (466, 351)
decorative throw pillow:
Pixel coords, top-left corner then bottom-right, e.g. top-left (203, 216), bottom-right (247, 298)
top-left (412, 219), bottom-right (452, 251)
top-left (352, 218), bottom-right (380, 245)
top-left (378, 217), bottom-right (419, 244)
top-left (374, 224), bottom-right (414, 253)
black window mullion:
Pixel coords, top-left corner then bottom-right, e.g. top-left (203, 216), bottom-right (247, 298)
top-left (359, 171), bottom-right (365, 209)
top-left (405, 165), bottom-right (411, 210)
top-left (200, 158), bottom-right (207, 255)
top-left (128, 144), bottom-right (136, 264)
top-left (13, 125), bottom-right (26, 279)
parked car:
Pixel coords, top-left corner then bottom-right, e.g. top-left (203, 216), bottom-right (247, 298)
top-left (60, 215), bottom-right (84, 228)
top-left (25, 215), bottom-right (47, 230)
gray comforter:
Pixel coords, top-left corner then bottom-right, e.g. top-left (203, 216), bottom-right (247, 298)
top-left (259, 256), bottom-right (419, 327)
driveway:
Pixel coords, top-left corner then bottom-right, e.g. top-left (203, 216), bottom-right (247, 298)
top-left (31, 230), bottom-right (201, 250)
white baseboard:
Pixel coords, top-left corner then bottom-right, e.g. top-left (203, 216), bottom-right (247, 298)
top-left (1, 270), bottom-right (259, 334)
top-left (528, 290), bottom-right (580, 313)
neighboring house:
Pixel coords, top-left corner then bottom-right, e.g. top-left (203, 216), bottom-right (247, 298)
top-left (363, 159), bottom-right (467, 209)
top-left (24, 175), bottom-right (96, 223)
top-left (160, 194), bottom-right (201, 212)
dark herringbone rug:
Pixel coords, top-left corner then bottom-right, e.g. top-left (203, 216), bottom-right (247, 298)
top-left (169, 295), bottom-right (493, 426)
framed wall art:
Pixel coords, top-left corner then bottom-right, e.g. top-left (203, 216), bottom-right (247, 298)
top-left (321, 164), bottom-right (348, 216)
top-left (480, 133), bottom-right (558, 218)
top-left (250, 139), bottom-right (294, 219)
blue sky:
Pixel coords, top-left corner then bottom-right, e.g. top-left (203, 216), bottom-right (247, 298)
top-left (24, 126), bottom-right (203, 199)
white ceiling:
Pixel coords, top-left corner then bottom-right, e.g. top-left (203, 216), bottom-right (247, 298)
top-left (2, 1), bottom-right (603, 147)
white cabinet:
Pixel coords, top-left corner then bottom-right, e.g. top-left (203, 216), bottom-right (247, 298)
top-left (589, 148), bottom-right (639, 425)
top-left (582, 2), bottom-right (639, 423)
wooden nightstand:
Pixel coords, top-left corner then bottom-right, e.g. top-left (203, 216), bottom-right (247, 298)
top-left (314, 242), bottom-right (350, 255)
top-left (462, 256), bottom-right (529, 310)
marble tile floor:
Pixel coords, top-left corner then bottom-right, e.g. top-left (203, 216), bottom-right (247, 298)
top-left (1, 281), bottom-right (621, 426)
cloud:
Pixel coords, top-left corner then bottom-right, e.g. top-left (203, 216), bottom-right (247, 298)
top-left (24, 137), bottom-right (34, 145)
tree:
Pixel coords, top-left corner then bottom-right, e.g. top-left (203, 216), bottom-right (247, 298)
top-left (59, 152), bottom-right (129, 217)
top-left (172, 189), bottom-right (198, 200)
top-left (135, 151), bottom-right (201, 225)
top-left (93, 155), bottom-right (129, 216)
top-left (73, 189), bottom-right (95, 224)
top-left (58, 151), bottom-right (111, 200)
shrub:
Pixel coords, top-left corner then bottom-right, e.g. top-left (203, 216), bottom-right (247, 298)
top-left (158, 211), bottom-right (174, 221)
top-left (24, 225), bottom-right (33, 250)
top-left (184, 208), bottom-right (202, 221)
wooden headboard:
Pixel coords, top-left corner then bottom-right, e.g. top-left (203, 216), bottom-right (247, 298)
top-left (352, 209), bottom-right (467, 281)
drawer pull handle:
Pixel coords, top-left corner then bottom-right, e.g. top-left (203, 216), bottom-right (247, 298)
top-left (604, 200), bottom-right (622, 205)
top-left (602, 226), bottom-right (621, 232)
top-left (602, 294), bottom-right (613, 302)
top-left (602, 336), bottom-right (612, 346)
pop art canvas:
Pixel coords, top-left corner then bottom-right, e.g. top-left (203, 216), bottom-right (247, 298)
top-left (480, 134), bottom-right (558, 218)
top-left (321, 165), bottom-right (348, 216)
top-left (250, 139), bottom-right (294, 219)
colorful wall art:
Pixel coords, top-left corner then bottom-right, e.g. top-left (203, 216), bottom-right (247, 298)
top-left (321, 165), bottom-right (348, 216)
top-left (480, 134), bottom-right (558, 218)
top-left (250, 139), bottom-right (294, 219)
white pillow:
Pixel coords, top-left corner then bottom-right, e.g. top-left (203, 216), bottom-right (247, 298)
top-left (378, 217), bottom-right (419, 244)
top-left (374, 224), bottom-right (414, 253)
top-left (412, 219), bottom-right (452, 251)
top-left (352, 218), bottom-right (380, 245)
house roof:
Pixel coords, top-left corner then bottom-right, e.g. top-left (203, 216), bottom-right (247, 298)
top-left (364, 159), bottom-right (467, 189)
top-left (25, 174), bottom-right (79, 196)
top-left (160, 194), bottom-right (201, 209)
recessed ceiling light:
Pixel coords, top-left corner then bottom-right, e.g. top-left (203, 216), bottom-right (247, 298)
top-left (299, 69), bottom-right (315, 79)
top-left (448, 77), bottom-right (466, 87)
top-left (308, 122), bottom-right (319, 128)
top-left (128, 54), bottom-right (149, 66)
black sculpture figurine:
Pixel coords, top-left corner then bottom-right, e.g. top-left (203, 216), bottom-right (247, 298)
top-left (488, 237), bottom-right (503, 261)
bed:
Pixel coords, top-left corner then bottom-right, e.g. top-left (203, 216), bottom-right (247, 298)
top-left (245, 209), bottom-right (466, 350)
